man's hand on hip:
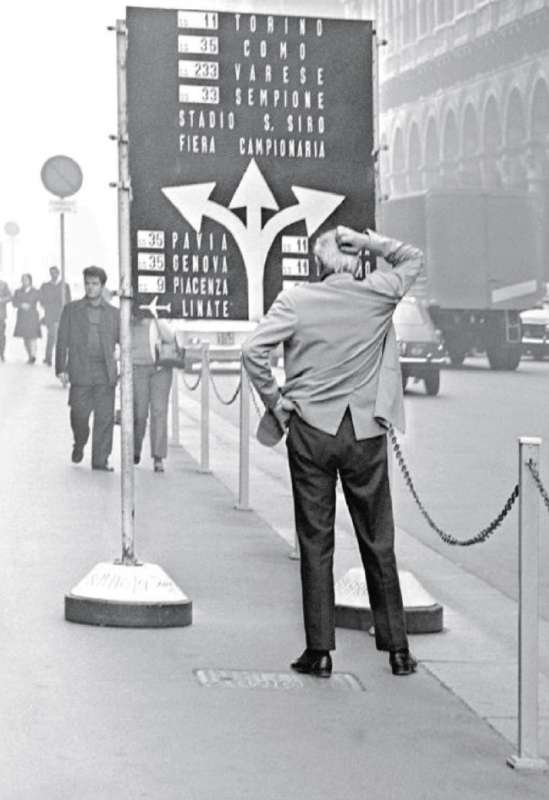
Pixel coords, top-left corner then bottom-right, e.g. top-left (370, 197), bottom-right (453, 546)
top-left (272, 396), bottom-right (296, 431)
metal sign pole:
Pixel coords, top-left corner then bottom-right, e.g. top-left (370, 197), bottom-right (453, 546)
top-left (10, 238), bottom-right (16, 286)
top-left (200, 342), bottom-right (211, 473)
top-left (63, 19), bottom-right (191, 628)
top-left (116, 19), bottom-right (137, 566)
top-left (507, 437), bottom-right (547, 771)
top-left (59, 210), bottom-right (66, 308)
top-left (236, 359), bottom-right (251, 511)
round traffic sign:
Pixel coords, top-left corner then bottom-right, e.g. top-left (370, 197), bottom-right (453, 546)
top-left (4, 221), bottom-right (20, 237)
top-left (41, 155), bottom-right (83, 198)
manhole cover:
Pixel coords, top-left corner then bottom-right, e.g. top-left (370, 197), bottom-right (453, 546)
top-left (194, 669), bottom-right (365, 691)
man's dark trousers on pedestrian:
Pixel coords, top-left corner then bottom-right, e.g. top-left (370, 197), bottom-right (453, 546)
top-left (69, 361), bottom-right (115, 469)
top-left (40, 271), bottom-right (70, 366)
top-left (287, 408), bottom-right (408, 653)
top-left (44, 320), bottom-right (58, 366)
top-left (56, 284), bottom-right (119, 470)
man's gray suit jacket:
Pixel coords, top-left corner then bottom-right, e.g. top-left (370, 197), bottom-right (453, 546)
top-left (242, 238), bottom-right (424, 439)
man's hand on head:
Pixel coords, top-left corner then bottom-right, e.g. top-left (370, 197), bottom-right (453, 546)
top-left (336, 227), bottom-right (390, 258)
top-left (336, 226), bottom-right (369, 254)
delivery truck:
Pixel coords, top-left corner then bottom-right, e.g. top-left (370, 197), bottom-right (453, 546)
top-left (381, 189), bottom-right (545, 370)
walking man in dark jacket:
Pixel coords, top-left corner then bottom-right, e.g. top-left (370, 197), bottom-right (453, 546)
top-left (39, 265), bottom-right (71, 366)
top-left (56, 266), bottom-right (119, 471)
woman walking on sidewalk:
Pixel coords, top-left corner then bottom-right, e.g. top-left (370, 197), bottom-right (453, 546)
top-left (12, 273), bottom-right (41, 364)
top-left (131, 305), bottom-right (174, 473)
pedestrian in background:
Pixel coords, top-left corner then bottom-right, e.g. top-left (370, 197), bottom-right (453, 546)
top-left (56, 266), bottom-right (119, 471)
top-left (39, 265), bottom-right (71, 366)
top-left (12, 273), bottom-right (41, 364)
top-left (0, 275), bottom-right (11, 362)
top-left (131, 304), bottom-right (174, 473)
top-left (242, 226), bottom-right (424, 679)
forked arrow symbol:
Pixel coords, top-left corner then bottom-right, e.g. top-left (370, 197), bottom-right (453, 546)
top-left (162, 158), bottom-right (345, 320)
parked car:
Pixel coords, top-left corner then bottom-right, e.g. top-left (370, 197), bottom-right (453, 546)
top-left (174, 325), bottom-right (255, 374)
top-left (520, 303), bottom-right (549, 360)
top-left (393, 297), bottom-right (447, 396)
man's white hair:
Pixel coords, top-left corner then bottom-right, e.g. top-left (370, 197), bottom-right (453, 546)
top-left (313, 229), bottom-right (359, 277)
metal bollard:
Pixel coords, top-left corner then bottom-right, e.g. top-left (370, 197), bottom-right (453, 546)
top-left (236, 359), bottom-right (251, 511)
top-left (199, 342), bottom-right (211, 473)
top-left (169, 371), bottom-right (181, 447)
top-left (507, 437), bottom-right (548, 771)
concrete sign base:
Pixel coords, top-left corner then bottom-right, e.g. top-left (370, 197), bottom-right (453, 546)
top-left (335, 568), bottom-right (443, 635)
top-left (506, 755), bottom-right (548, 772)
top-left (65, 562), bottom-right (192, 628)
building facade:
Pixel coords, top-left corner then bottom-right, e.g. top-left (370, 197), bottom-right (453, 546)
top-left (345, 0), bottom-right (549, 277)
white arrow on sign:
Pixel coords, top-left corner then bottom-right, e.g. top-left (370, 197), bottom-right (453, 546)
top-left (162, 158), bottom-right (345, 320)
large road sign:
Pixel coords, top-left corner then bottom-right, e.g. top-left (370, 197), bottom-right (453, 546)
top-left (126, 7), bottom-right (375, 321)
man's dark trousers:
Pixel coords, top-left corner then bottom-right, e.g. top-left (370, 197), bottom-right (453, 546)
top-left (286, 409), bottom-right (408, 653)
top-left (69, 363), bottom-right (115, 468)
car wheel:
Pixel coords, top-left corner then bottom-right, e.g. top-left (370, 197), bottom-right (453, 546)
top-left (424, 371), bottom-right (440, 396)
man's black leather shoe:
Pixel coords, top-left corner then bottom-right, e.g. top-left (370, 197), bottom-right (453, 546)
top-left (92, 463), bottom-right (114, 472)
top-left (71, 445), bottom-right (84, 464)
top-left (291, 649), bottom-right (332, 678)
top-left (389, 649), bottom-right (418, 676)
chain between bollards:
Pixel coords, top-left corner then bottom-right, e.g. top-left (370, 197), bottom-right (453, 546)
top-left (526, 459), bottom-right (549, 515)
top-left (209, 372), bottom-right (242, 405)
top-left (389, 427), bottom-right (519, 546)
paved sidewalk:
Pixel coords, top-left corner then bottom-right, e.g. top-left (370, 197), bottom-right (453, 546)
top-left (176, 373), bottom-right (549, 752)
top-left (1, 360), bottom-right (548, 799)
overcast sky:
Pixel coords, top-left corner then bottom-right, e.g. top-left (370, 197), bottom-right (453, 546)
top-left (0, 0), bottom-right (358, 291)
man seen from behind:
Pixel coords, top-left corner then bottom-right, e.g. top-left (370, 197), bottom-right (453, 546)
top-left (242, 226), bottom-right (424, 678)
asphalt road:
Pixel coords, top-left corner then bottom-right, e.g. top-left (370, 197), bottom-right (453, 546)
top-left (195, 353), bottom-right (549, 616)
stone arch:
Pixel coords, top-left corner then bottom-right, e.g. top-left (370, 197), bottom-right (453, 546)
top-left (505, 87), bottom-right (527, 147)
top-left (379, 134), bottom-right (391, 198)
top-left (441, 109), bottom-right (459, 186)
top-left (408, 122), bottom-right (423, 191)
top-left (392, 126), bottom-right (407, 195)
top-left (424, 116), bottom-right (440, 189)
top-left (525, 78), bottom-right (549, 181)
top-left (503, 87), bottom-right (527, 186)
top-left (461, 103), bottom-right (481, 185)
top-left (527, 78), bottom-right (549, 277)
top-left (530, 78), bottom-right (549, 142)
top-left (482, 95), bottom-right (502, 188)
